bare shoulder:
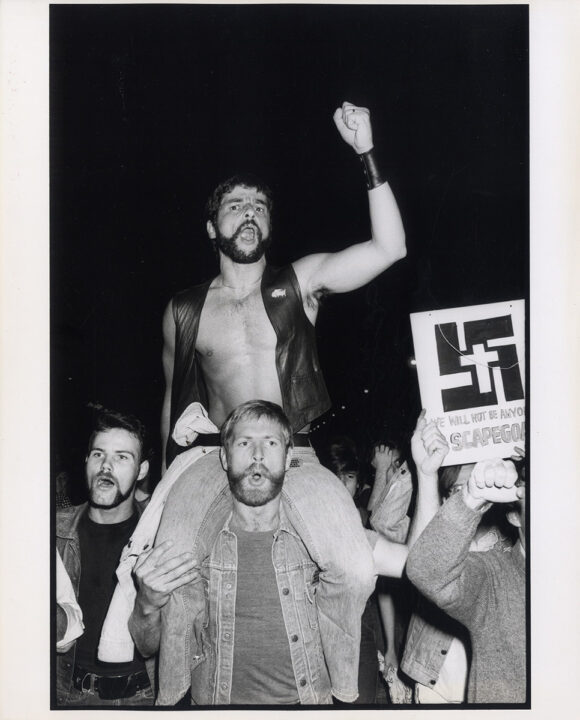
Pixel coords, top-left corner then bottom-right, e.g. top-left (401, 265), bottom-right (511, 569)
top-left (292, 253), bottom-right (332, 299)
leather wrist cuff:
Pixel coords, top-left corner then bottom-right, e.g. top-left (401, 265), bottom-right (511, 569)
top-left (358, 148), bottom-right (385, 190)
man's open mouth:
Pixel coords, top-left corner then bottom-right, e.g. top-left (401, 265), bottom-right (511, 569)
top-left (238, 223), bottom-right (259, 242)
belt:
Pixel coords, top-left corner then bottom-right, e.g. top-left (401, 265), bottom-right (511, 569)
top-left (73, 666), bottom-right (150, 700)
top-left (192, 432), bottom-right (311, 448)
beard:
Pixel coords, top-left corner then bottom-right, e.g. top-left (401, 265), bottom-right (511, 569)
top-left (215, 221), bottom-right (271, 264)
top-left (87, 472), bottom-right (137, 510)
top-left (228, 462), bottom-right (285, 507)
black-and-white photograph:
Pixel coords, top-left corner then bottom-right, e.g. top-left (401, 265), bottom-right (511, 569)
top-left (49, 2), bottom-right (531, 709)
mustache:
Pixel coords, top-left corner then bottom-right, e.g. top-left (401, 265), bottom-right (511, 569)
top-left (236, 220), bottom-right (261, 234)
top-left (96, 471), bottom-right (116, 482)
top-left (245, 462), bottom-right (269, 477)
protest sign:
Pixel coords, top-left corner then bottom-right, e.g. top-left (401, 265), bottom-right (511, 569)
top-left (410, 300), bottom-right (525, 466)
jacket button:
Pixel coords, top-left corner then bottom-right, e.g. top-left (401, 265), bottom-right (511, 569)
top-left (299, 678), bottom-right (307, 687)
top-left (291, 634), bottom-right (298, 642)
top-left (282, 588), bottom-right (290, 595)
top-left (429, 680), bottom-right (436, 685)
top-left (224, 633), bottom-right (231, 640)
top-left (221, 682), bottom-right (228, 690)
top-left (441, 649), bottom-right (447, 655)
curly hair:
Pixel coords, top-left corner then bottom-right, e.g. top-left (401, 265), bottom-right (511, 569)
top-left (205, 174), bottom-right (273, 226)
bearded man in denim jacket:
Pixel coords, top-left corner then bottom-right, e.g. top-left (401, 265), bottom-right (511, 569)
top-left (129, 403), bottom-right (445, 706)
top-left (131, 401), bottom-right (358, 704)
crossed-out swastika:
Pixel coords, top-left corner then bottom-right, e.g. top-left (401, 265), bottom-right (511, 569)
top-left (435, 315), bottom-right (524, 412)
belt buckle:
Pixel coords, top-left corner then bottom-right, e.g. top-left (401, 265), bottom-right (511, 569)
top-left (97, 674), bottom-right (132, 700)
top-left (78, 672), bottom-right (94, 694)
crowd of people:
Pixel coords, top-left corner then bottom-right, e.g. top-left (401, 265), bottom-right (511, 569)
top-left (55, 102), bottom-right (526, 707)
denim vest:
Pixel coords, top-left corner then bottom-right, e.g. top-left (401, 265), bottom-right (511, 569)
top-left (55, 502), bottom-right (154, 703)
top-left (167, 264), bottom-right (331, 465)
top-left (159, 505), bottom-right (332, 706)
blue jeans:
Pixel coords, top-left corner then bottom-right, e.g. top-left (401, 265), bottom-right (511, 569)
top-left (60, 683), bottom-right (154, 707)
top-left (154, 446), bottom-right (376, 705)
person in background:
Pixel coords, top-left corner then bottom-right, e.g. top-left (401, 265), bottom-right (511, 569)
top-left (366, 436), bottom-right (414, 702)
top-left (320, 436), bottom-right (386, 704)
top-left (56, 409), bottom-right (155, 706)
top-left (406, 457), bottom-right (526, 703)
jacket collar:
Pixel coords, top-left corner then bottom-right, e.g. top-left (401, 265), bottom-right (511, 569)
top-left (56, 498), bottom-right (148, 540)
top-left (220, 499), bottom-right (300, 541)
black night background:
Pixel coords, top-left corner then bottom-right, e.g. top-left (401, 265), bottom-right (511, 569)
top-left (50, 4), bottom-right (528, 499)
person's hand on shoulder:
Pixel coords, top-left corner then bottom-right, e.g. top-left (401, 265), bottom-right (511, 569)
top-left (133, 540), bottom-right (199, 616)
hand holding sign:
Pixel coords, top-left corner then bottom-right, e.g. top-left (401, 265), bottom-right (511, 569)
top-left (411, 409), bottom-right (449, 477)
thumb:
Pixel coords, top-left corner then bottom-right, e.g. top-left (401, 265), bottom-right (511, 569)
top-left (333, 107), bottom-right (345, 126)
top-left (414, 409), bottom-right (427, 433)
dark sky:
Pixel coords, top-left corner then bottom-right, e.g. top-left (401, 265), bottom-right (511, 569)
top-left (50, 4), bottom-right (528, 489)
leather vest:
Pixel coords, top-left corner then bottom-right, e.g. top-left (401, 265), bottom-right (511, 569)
top-left (167, 264), bottom-right (331, 465)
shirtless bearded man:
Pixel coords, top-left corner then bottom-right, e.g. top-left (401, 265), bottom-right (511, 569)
top-left (141, 101), bottom-right (407, 705)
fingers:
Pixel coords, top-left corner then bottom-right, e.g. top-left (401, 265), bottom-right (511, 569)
top-left (163, 566), bottom-right (200, 594)
top-left (133, 539), bottom-right (177, 572)
top-left (134, 540), bottom-right (199, 597)
top-left (341, 101), bottom-right (370, 116)
top-left (469, 459), bottom-right (520, 503)
top-left (413, 409), bottom-right (427, 434)
top-left (334, 102), bottom-right (370, 131)
top-left (421, 420), bottom-right (447, 455)
top-left (510, 446), bottom-right (525, 461)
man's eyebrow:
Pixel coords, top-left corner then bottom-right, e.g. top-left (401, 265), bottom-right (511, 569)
top-left (116, 449), bottom-right (136, 457)
top-left (90, 447), bottom-right (136, 458)
top-left (223, 197), bottom-right (267, 205)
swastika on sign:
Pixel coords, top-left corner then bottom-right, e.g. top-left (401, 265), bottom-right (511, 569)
top-left (435, 315), bottom-right (524, 412)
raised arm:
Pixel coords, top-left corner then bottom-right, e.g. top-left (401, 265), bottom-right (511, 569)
top-left (367, 445), bottom-right (412, 543)
top-left (371, 411), bottom-right (448, 576)
top-left (293, 101), bottom-right (406, 313)
top-left (161, 301), bottom-right (176, 471)
top-left (406, 459), bottom-right (521, 623)
top-left (406, 411), bottom-right (448, 546)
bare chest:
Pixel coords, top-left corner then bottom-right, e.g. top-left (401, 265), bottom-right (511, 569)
top-left (196, 286), bottom-right (277, 359)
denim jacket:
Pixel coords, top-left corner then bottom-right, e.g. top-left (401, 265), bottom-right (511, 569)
top-left (160, 503), bottom-right (332, 705)
top-left (55, 502), bottom-right (154, 704)
top-left (400, 601), bottom-right (465, 687)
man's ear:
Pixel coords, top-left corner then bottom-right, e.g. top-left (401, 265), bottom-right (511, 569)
top-left (219, 447), bottom-right (228, 471)
top-left (137, 460), bottom-right (150, 482)
top-left (506, 509), bottom-right (522, 529)
top-left (285, 447), bottom-right (293, 472)
top-left (207, 220), bottom-right (216, 239)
